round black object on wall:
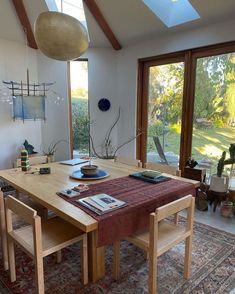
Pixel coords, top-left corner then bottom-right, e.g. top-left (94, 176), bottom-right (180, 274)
top-left (98, 98), bottom-right (111, 111)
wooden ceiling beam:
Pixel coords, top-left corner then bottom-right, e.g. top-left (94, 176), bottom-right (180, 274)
top-left (83, 0), bottom-right (122, 50)
top-left (12, 0), bottom-right (38, 49)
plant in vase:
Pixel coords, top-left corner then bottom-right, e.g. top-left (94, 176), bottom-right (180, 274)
top-left (89, 107), bottom-right (142, 159)
top-left (229, 143), bottom-right (235, 159)
top-left (42, 140), bottom-right (68, 162)
top-left (210, 151), bottom-right (229, 192)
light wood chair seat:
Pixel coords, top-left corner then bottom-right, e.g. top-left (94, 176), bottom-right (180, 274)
top-left (115, 156), bottom-right (142, 167)
top-left (5, 195), bottom-right (88, 294)
top-left (126, 221), bottom-right (188, 256)
top-left (10, 217), bottom-right (84, 258)
top-left (113, 195), bottom-right (195, 294)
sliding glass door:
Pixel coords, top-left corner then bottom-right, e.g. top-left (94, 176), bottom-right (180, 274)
top-left (137, 41), bottom-right (235, 174)
top-left (147, 62), bottom-right (184, 166)
top-left (192, 52), bottom-right (235, 177)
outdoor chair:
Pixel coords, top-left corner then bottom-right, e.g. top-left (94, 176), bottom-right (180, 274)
top-left (153, 136), bottom-right (168, 164)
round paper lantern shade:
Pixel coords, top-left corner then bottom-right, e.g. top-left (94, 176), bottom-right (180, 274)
top-left (34, 12), bottom-right (89, 61)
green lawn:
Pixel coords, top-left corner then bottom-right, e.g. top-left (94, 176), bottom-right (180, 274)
top-left (148, 126), bottom-right (235, 162)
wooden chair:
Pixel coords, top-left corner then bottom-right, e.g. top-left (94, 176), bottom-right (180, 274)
top-left (5, 195), bottom-right (88, 294)
top-left (144, 162), bottom-right (182, 224)
top-left (113, 195), bottom-right (195, 294)
top-left (14, 155), bottom-right (52, 219)
top-left (144, 162), bottom-right (181, 177)
top-left (114, 156), bottom-right (142, 167)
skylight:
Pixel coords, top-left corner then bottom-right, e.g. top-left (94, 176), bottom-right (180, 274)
top-left (143, 0), bottom-right (200, 28)
top-left (45, 0), bottom-right (88, 30)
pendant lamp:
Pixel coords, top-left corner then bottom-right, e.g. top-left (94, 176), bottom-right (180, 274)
top-left (34, 12), bottom-right (89, 61)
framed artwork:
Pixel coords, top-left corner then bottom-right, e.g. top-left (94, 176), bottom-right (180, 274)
top-left (13, 95), bottom-right (46, 121)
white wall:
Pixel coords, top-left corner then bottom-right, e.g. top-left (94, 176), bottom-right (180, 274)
top-left (0, 39), bottom-right (41, 169)
top-left (37, 52), bottom-right (70, 162)
top-left (85, 48), bottom-right (117, 157)
top-left (116, 18), bottom-right (235, 158)
top-left (2, 17), bottom-right (233, 169)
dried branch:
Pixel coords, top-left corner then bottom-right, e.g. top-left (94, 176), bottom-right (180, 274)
top-left (113, 129), bottom-right (142, 157)
top-left (89, 134), bottom-right (102, 158)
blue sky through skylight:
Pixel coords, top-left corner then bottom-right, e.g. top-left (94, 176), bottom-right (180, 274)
top-left (45, 0), bottom-right (88, 30)
top-left (143, 0), bottom-right (200, 28)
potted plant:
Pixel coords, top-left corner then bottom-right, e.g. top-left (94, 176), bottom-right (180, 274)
top-left (42, 140), bottom-right (68, 162)
top-left (210, 151), bottom-right (229, 192)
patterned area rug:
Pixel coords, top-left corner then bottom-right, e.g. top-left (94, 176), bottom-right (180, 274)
top-left (0, 219), bottom-right (234, 294)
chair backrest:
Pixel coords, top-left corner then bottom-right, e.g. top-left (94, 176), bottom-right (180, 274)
top-left (115, 156), bottom-right (142, 168)
top-left (155, 194), bottom-right (194, 222)
top-left (5, 195), bottom-right (38, 226)
top-left (14, 155), bottom-right (48, 168)
top-left (144, 162), bottom-right (181, 176)
top-left (149, 194), bottom-right (195, 259)
top-left (152, 136), bottom-right (168, 164)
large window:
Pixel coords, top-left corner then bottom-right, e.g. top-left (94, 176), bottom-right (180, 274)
top-left (147, 62), bottom-right (184, 166)
top-left (69, 60), bottom-right (89, 158)
top-left (137, 42), bottom-right (235, 174)
top-left (192, 53), bottom-right (235, 174)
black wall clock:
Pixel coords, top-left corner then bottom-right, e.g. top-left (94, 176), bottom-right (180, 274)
top-left (98, 98), bottom-right (111, 111)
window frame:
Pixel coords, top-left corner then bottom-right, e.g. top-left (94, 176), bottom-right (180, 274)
top-left (136, 40), bottom-right (235, 173)
top-left (68, 58), bottom-right (89, 158)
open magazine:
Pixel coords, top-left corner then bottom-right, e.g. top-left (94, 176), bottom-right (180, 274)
top-left (78, 193), bottom-right (127, 215)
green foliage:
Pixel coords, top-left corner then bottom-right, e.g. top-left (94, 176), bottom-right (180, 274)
top-left (71, 88), bottom-right (88, 99)
top-left (217, 151), bottom-right (226, 177)
top-left (148, 52), bottom-right (235, 131)
top-left (72, 97), bottom-right (89, 153)
top-left (168, 123), bottom-right (181, 135)
top-left (148, 121), bottom-right (164, 137)
top-left (213, 118), bottom-right (225, 128)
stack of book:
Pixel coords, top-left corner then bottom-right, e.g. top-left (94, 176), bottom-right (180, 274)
top-left (78, 193), bottom-right (126, 215)
top-left (129, 170), bottom-right (170, 183)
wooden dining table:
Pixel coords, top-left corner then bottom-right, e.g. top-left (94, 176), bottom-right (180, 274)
top-left (0, 159), bottom-right (200, 282)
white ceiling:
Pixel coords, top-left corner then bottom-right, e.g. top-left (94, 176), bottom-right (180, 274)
top-left (0, 0), bottom-right (235, 49)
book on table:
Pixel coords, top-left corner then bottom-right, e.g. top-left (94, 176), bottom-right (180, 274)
top-left (78, 193), bottom-right (126, 215)
top-left (129, 170), bottom-right (171, 184)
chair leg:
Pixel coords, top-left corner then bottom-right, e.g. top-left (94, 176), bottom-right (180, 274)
top-left (0, 193), bottom-right (9, 270)
top-left (56, 250), bottom-right (62, 263)
top-left (112, 241), bottom-right (120, 280)
top-left (174, 213), bottom-right (179, 225)
top-left (34, 255), bottom-right (44, 294)
top-left (81, 235), bottom-right (88, 285)
top-left (144, 251), bottom-right (149, 260)
top-left (148, 253), bottom-right (157, 294)
top-left (184, 235), bottom-right (192, 279)
top-left (8, 239), bottom-right (16, 282)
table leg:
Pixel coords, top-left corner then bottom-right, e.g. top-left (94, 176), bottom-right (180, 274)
top-left (88, 230), bottom-right (105, 282)
top-left (0, 191), bottom-right (9, 270)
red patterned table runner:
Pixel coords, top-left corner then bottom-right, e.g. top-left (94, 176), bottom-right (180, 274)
top-left (59, 176), bottom-right (195, 246)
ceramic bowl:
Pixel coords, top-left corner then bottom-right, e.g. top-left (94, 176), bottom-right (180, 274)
top-left (80, 165), bottom-right (98, 176)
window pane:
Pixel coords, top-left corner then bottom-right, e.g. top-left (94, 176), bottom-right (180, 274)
top-left (70, 61), bottom-right (89, 157)
top-left (147, 62), bottom-right (184, 166)
top-left (192, 53), bottom-right (235, 178)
